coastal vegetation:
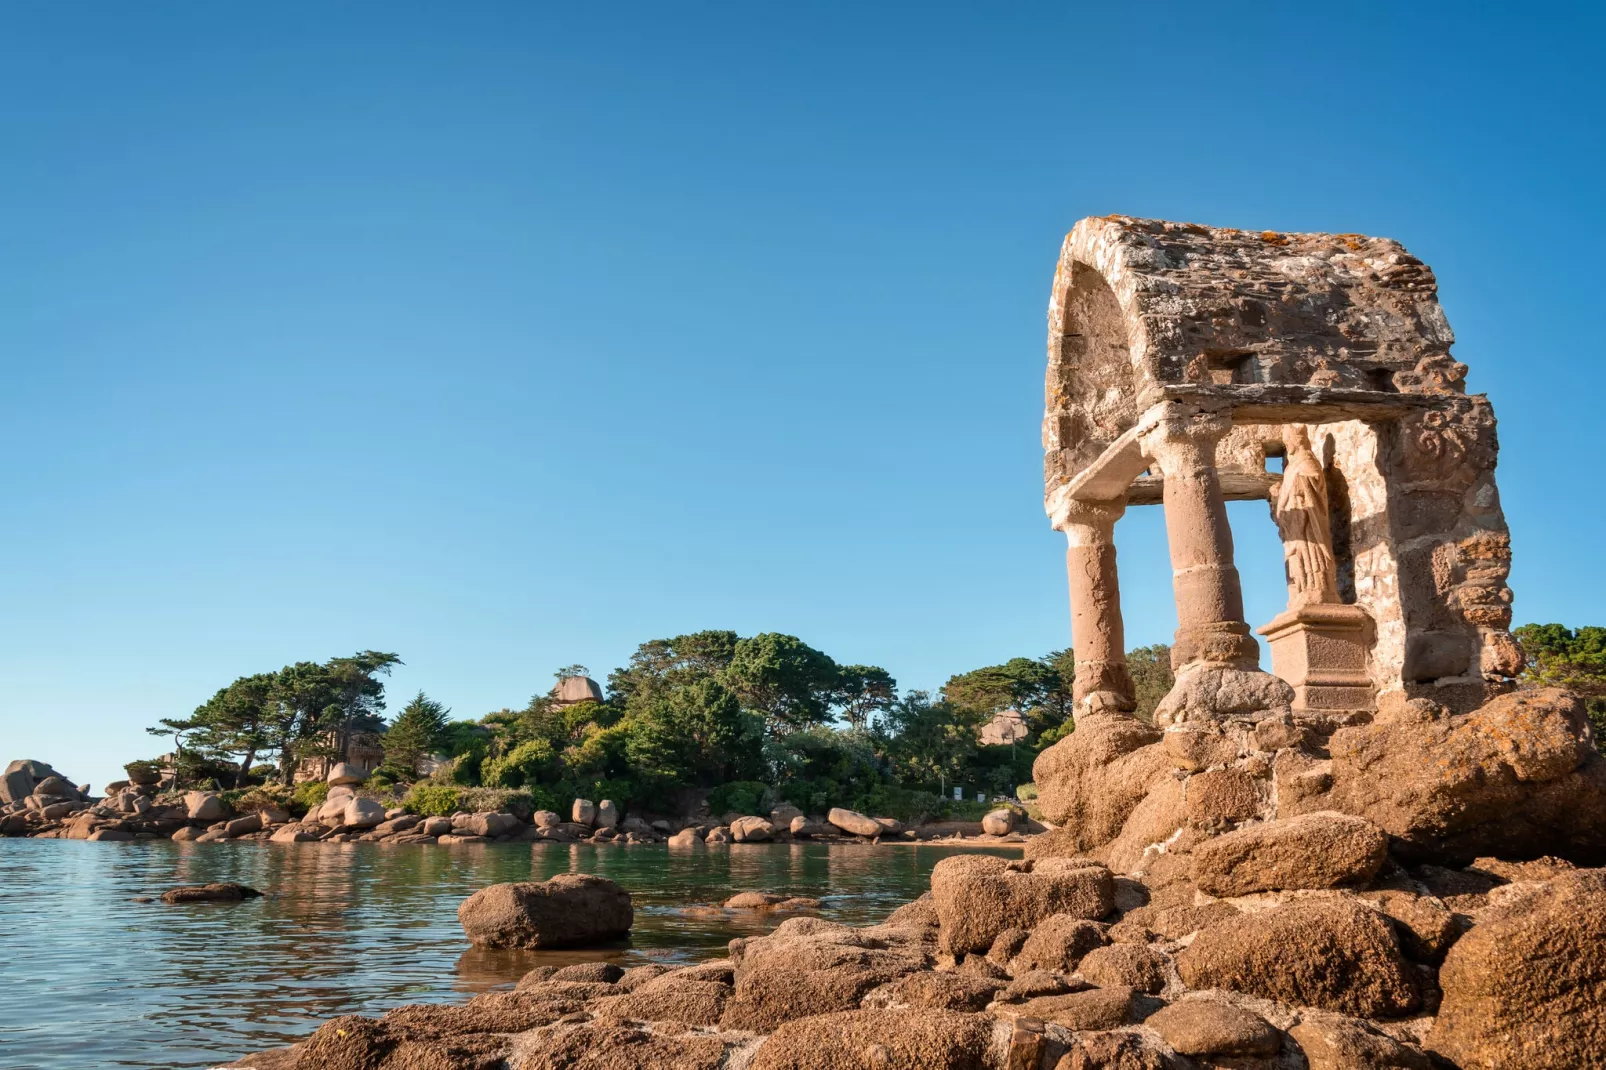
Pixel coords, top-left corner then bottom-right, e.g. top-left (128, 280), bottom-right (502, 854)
top-left (134, 630), bottom-right (1176, 823)
top-left (1512, 623), bottom-right (1606, 738)
top-left (133, 621), bottom-right (1605, 825)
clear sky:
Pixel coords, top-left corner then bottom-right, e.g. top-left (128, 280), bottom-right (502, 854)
top-left (2, 2), bottom-right (1601, 791)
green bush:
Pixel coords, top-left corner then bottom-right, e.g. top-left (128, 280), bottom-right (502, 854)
top-left (707, 780), bottom-right (770, 817)
top-left (860, 785), bottom-right (952, 824)
top-left (1016, 782), bottom-right (1038, 801)
top-left (371, 764), bottom-right (414, 785)
top-left (446, 742), bottom-right (488, 786)
top-left (403, 782), bottom-right (462, 816)
top-left (224, 785), bottom-right (297, 814)
top-left (124, 760), bottom-right (161, 783)
top-left (481, 739), bottom-right (556, 790)
top-left (290, 781), bottom-right (329, 816)
top-left (454, 787), bottom-right (546, 820)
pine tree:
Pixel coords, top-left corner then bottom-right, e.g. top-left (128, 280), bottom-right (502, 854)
top-left (384, 691), bottom-right (451, 775)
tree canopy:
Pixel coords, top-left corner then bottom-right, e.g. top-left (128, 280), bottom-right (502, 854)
top-left (1514, 623), bottom-right (1606, 742)
top-left (145, 629), bottom-right (1187, 810)
top-left (145, 650), bottom-right (401, 787)
top-left (383, 691), bottom-right (451, 774)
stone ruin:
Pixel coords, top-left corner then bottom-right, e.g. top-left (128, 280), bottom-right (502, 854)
top-left (1044, 215), bottom-right (1515, 723)
top-left (1033, 216), bottom-right (1606, 867)
top-left (217, 215), bottom-right (1606, 1070)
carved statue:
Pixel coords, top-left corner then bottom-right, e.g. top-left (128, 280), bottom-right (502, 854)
top-left (1272, 425), bottom-right (1339, 609)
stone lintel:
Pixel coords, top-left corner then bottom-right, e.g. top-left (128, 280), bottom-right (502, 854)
top-left (1049, 402), bottom-right (1277, 517)
top-left (1127, 470), bottom-right (1275, 506)
top-left (1162, 383), bottom-right (1445, 424)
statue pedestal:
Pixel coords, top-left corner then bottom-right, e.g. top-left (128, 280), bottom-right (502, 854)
top-left (1257, 603), bottom-right (1375, 713)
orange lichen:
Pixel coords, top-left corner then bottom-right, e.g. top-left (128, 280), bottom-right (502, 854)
top-left (1260, 231), bottom-right (1291, 246)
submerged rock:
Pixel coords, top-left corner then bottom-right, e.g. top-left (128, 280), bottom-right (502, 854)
top-left (160, 882), bottom-right (263, 904)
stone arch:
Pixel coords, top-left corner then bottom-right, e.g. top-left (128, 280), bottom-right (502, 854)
top-left (1043, 216), bottom-right (1517, 718)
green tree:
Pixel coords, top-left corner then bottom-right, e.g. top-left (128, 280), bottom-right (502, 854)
top-left (317, 651), bottom-right (403, 764)
top-left (1127, 644), bottom-right (1174, 723)
top-left (942, 651), bottom-right (1074, 739)
top-left (625, 677), bottom-right (762, 786)
top-left (151, 672), bottom-right (278, 788)
top-left (1512, 623), bottom-right (1606, 745)
top-left (262, 661), bottom-right (342, 781)
top-left (724, 632), bottom-right (840, 732)
top-left (146, 650), bottom-right (404, 786)
top-left (832, 665), bottom-right (898, 731)
top-left (877, 690), bottom-right (987, 795)
top-left (606, 630), bottom-right (739, 708)
top-left (384, 691), bottom-right (451, 775)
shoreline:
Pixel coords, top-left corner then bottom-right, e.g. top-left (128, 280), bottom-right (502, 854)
top-left (5, 766), bottom-right (1040, 850)
top-left (2, 827), bottom-right (1035, 850)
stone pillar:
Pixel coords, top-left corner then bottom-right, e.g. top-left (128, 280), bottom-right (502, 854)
top-left (1141, 409), bottom-right (1260, 671)
top-left (1060, 497), bottom-right (1134, 711)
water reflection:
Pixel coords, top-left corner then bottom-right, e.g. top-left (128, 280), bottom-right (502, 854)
top-left (0, 838), bottom-right (1016, 1070)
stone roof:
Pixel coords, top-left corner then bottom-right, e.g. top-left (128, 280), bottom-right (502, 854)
top-left (1044, 215), bottom-right (1470, 493)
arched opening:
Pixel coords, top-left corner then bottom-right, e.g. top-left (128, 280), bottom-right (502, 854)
top-left (1047, 261), bottom-right (1140, 476)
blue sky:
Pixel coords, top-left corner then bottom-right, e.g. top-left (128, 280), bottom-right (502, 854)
top-left (2, 2), bottom-right (1601, 790)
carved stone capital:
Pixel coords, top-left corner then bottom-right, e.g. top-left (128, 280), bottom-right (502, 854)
top-left (1053, 495), bottom-right (1127, 539)
top-left (1138, 405), bottom-right (1234, 476)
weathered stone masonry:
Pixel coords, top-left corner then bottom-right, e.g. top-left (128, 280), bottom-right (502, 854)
top-left (1043, 216), bottom-right (1516, 720)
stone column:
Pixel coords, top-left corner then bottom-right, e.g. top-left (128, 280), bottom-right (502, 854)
top-left (1059, 497), bottom-right (1134, 711)
top-left (1141, 408), bottom-right (1260, 671)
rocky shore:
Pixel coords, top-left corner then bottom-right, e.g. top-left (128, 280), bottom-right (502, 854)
top-left (211, 686), bottom-right (1606, 1069)
top-left (218, 843), bottom-right (1604, 1070)
top-left (1, 760), bottom-right (1033, 849)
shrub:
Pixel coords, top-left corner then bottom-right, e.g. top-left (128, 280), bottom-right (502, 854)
top-left (225, 786), bottom-right (296, 814)
top-left (776, 777), bottom-right (841, 816)
top-left (707, 780), bottom-right (770, 817)
top-left (454, 787), bottom-right (546, 820)
top-left (124, 760), bottom-right (161, 786)
top-left (403, 782), bottom-right (462, 816)
top-left (860, 785), bottom-right (951, 824)
top-left (945, 799), bottom-right (994, 821)
top-left (370, 763), bottom-right (414, 785)
top-left (447, 745), bottom-right (487, 786)
top-left (1016, 782), bottom-right (1038, 801)
top-left (481, 739), bottom-right (556, 790)
top-left (290, 781), bottom-right (329, 815)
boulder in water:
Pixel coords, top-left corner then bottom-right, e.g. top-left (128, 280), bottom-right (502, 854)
top-left (457, 875), bottom-right (632, 949)
top-left (161, 882), bottom-right (263, 904)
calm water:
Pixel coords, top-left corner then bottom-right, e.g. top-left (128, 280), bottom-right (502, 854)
top-left (0, 838), bottom-right (1016, 1070)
